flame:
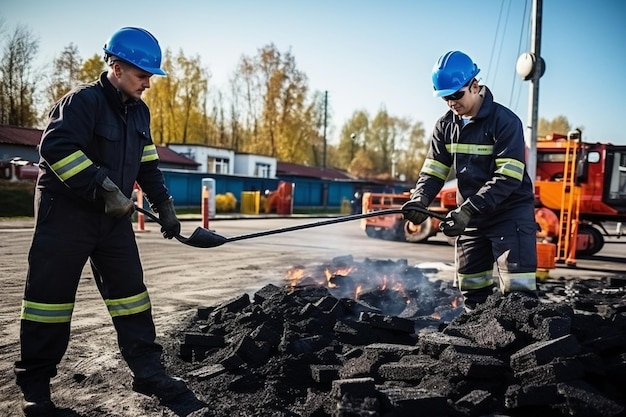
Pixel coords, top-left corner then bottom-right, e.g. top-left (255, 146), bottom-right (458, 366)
top-left (392, 282), bottom-right (410, 304)
top-left (330, 265), bottom-right (357, 277)
top-left (354, 284), bottom-right (363, 298)
top-left (285, 266), bottom-right (307, 287)
top-left (451, 296), bottom-right (462, 308)
top-left (323, 268), bottom-right (337, 288)
top-left (324, 265), bottom-right (358, 288)
top-left (380, 275), bottom-right (388, 291)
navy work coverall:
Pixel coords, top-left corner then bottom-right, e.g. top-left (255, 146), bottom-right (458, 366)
top-left (15, 71), bottom-right (172, 388)
top-left (413, 87), bottom-right (537, 295)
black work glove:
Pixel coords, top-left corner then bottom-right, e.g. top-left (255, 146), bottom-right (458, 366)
top-left (99, 177), bottom-right (134, 217)
top-left (154, 198), bottom-right (181, 239)
top-left (401, 198), bottom-right (430, 225)
top-left (440, 201), bottom-right (478, 237)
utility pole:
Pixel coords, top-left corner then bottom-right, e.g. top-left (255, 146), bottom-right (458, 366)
top-left (516, 0), bottom-right (544, 183)
top-left (322, 90), bottom-right (328, 209)
top-left (322, 90), bottom-right (328, 170)
top-left (528, 0), bottom-right (542, 184)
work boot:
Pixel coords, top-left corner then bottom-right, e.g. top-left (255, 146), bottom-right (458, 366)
top-left (20, 380), bottom-right (56, 416)
top-left (22, 400), bottom-right (56, 417)
top-left (462, 285), bottom-right (497, 313)
top-left (132, 372), bottom-right (189, 402)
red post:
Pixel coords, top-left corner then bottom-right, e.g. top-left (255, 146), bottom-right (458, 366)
top-left (134, 182), bottom-right (145, 232)
top-left (201, 186), bottom-right (210, 229)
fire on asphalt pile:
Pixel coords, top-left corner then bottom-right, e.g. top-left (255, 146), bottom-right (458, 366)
top-left (168, 256), bottom-right (626, 417)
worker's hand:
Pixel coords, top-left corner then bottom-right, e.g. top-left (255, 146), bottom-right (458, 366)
top-left (401, 199), bottom-right (430, 225)
top-left (155, 198), bottom-right (181, 239)
top-left (439, 201), bottom-right (478, 237)
top-left (100, 177), bottom-right (134, 217)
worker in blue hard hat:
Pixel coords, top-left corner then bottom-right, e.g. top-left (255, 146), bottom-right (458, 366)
top-left (402, 50), bottom-right (538, 311)
top-left (14, 27), bottom-right (188, 416)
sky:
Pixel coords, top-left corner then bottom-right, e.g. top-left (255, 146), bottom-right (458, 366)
top-left (2, 0), bottom-right (626, 145)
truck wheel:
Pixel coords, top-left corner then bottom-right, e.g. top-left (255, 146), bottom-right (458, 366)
top-left (382, 227), bottom-right (403, 241)
top-left (577, 225), bottom-right (604, 257)
top-left (403, 219), bottom-right (432, 243)
top-left (365, 226), bottom-right (381, 239)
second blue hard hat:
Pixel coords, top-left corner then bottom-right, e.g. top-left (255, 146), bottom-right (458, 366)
top-left (432, 51), bottom-right (480, 97)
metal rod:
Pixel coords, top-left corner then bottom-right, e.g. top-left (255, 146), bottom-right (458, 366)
top-left (225, 209), bottom-right (404, 242)
top-left (135, 205), bottom-right (446, 248)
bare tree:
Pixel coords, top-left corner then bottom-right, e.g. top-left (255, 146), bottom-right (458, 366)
top-left (42, 43), bottom-right (82, 112)
top-left (0, 24), bottom-right (40, 127)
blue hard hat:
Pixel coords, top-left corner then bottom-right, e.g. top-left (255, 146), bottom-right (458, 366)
top-left (103, 27), bottom-right (166, 76)
top-left (432, 51), bottom-right (480, 97)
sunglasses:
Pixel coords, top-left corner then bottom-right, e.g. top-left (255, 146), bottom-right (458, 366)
top-left (442, 87), bottom-right (468, 102)
top-left (442, 79), bottom-right (475, 101)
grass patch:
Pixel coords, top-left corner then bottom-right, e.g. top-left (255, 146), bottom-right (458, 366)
top-left (0, 180), bottom-right (35, 218)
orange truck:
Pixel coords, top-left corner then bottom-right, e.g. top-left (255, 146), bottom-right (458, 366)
top-left (361, 130), bottom-right (626, 265)
top-left (360, 185), bottom-right (454, 244)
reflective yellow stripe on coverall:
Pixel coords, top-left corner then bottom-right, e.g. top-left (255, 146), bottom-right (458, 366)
top-left (105, 290), bottom-right (151, 317)
top-left (21, 300), bottom-right (74, 323)
top-left (499, 272), bottom-right (537, 292)
top-left (49, 150), bottom-right (93, 182)
top-left (457, 270), bottom-right (494, 291)
top-left (141, 144), bottom-right (159, 163)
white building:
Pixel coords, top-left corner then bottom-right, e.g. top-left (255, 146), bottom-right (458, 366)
top-left (234, 153), bottom-right (276, 178)
top-left (167, 144), bottom-right (276, 178)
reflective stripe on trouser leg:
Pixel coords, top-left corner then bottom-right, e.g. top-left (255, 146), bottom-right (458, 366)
top-left (21, 300), bottom-right (74, 323)
top-left (105, 290), bottom-right (151, 317)
top-left (457, 270), bottom-right (494, 291)
top-left (499, 270), bottom-right (538, 292)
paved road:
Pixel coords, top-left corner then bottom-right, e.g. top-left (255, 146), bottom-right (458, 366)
top-left (2, 215), bottom-right (624, 281)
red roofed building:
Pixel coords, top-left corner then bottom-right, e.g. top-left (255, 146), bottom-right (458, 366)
top-left (276, 161), bottom-right (355, 181)
top-left (0, 125), bottom-right (43, 163)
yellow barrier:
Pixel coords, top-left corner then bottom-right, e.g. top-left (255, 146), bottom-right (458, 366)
top-left (340, 197), bottom-right (351, 214)
top-left (241, 191), bottom-right (261, 214)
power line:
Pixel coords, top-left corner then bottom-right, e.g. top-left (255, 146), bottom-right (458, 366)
top-left (494, 0), bottom-right (513, 88)
top-left (486, 0), bottom-right (506, 86)
top-left (509, 0), bottom-right (530, 109)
